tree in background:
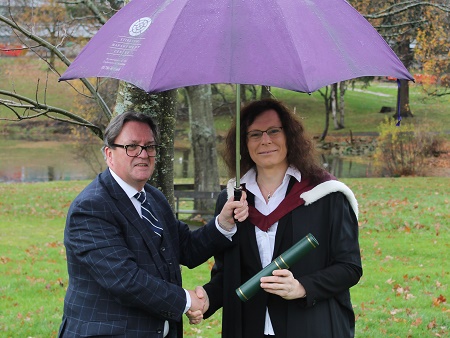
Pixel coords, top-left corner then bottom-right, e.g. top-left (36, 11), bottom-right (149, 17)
top-left (186, 85), bottom-right (220, 216)
top-left (352, 0), bottom-right (450, 117)
top-left (0, 0), bottom-right (184, 207)
top-left (415, 6), bottom-right (450, 96)
top-left (71, 78), bottom-right (119, 174)
top-left (10, 0), bottom-right (92, 68)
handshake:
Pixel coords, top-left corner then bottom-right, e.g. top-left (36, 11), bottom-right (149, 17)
top-left (186, 286), bottom-right (209, 324)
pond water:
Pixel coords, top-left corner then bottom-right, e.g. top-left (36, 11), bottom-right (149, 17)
top-left (0, 139), bottom-right (378, 183)
top-left (0, 140), bottom-right (99, 183)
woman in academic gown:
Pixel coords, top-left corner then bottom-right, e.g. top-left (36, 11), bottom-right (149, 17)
top-left (189, 99), bottom-right (362, 338)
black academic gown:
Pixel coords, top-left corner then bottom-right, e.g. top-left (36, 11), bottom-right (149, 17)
top-left (203, 178), bottom-right (362, 338)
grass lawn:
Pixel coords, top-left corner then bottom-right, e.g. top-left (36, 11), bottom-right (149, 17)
top-left (0, 177), bottom-right (448, 337)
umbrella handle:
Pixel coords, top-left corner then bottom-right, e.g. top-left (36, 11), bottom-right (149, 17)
top-left (233, 186), bottom-right (243, 224)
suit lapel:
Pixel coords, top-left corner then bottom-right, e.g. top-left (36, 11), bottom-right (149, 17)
top-left (99, 170), bottom-right (167, 276)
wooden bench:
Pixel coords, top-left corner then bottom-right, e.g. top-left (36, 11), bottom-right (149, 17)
top-left (173, 190), bottom-right (222, 219)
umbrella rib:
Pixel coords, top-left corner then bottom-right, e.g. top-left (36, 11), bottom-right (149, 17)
top-left (272, 0), bottom-right (311, 93)
top-left (150, 0), bottom-right (191, 91)
top-left (229, 0), bottom-right (238, 83)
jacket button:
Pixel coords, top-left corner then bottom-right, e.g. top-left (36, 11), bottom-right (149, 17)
top-left (161, 247), bottom-right (166, 252)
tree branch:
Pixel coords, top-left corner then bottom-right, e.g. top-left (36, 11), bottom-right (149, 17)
top-left (364, 1), bottom-right (450, 19)
top-left (0, 89), bottom-right (103, 139)
top-left (0, 13), bottom-right (112, 121)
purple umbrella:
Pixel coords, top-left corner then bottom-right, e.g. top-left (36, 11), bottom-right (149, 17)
top-left (60, 0), bottom-right (414, 184)
top-left (61, 0), bottom-right (413, 92)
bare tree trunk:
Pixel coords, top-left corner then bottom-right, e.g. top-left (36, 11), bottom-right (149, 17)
top-left (261, 86), bottom-right (272, 99)
top-left (319, 86), bottom-right (331, 141)
top-left (339, 81), bottom-right (346, 127)
top-left (331, 83), bottom-right (339, 129)
top-left (114, 82), bottom-right (177, 209)
top-left (185, 85), bottom-right (220, 217)
top-left (398, 39), bottom-right (413, 118)
top-left (398, 79), bottom-right (413, 118)
top-left (154, 90), bottom-right (177, 204)
top-left (240, 84), bottom-right (247, 104)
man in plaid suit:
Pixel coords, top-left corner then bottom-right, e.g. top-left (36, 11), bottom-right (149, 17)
top-left (58, 111), bottom-right (248, 337)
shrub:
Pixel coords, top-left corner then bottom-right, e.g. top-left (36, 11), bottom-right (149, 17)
top-left (375, 117), bottom-right (442, 176)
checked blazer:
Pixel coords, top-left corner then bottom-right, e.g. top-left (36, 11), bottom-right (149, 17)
top-left (58, 169), bottom-right (233, 338)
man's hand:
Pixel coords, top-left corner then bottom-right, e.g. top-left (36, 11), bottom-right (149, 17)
top-left (186, 286), bottom-right (209, 324)
top-left (218, 191), bottom-right (248, 231)
top-left (260, 269), bottom-right (306, 300)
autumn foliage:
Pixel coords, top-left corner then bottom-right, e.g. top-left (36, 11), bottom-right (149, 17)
top-left (375, 117), bottom-right (444, 176)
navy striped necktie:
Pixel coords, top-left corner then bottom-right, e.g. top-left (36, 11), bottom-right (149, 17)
top-left (134, 191), bottom-right (163, 238)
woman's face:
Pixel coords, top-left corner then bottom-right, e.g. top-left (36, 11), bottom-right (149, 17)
top-left (246, 109), bottom-right (288, 171)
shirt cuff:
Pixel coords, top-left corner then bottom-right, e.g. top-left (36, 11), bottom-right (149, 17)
top-left (184, 289), bottom-right (191, 314)
top-left (215, 216), bottom-right (237, 240)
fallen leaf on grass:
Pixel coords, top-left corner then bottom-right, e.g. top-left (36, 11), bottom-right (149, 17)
top-left (427, 318), bottom-right (437, 329)
top-left (432, 294), bottom-right (447, 307)
top-left (402, 225), bottom-right (411, 233)
top-left (1, 256), bottom-right (11, 264)
top-left (45, 242), bottom-right (61, 248)
top-left (189, 327), bottom-right (202, 333)
top-left (405, 293), bottom-right (415, 300)
top-left (390, 308), bottom-right (402, 315)
top-left (411, 317), bottom-right (422, 326)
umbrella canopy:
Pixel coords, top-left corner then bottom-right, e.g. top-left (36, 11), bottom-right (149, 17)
top-left (60, 0), bottom-right (414, 93)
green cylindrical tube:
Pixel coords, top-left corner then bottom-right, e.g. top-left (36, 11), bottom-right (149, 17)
top-left (235, 233), bottom-right (319, 302)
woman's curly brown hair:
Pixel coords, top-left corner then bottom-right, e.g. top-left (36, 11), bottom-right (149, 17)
top-left (222, 98), bottom-right (327, 183)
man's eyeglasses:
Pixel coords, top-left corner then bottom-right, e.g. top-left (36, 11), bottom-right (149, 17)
top-left (111, 144), bottom-right (159, 157)
top-left (246, 127), bottom-right (283, 140)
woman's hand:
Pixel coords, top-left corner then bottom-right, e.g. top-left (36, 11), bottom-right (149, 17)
top-left (186, 286), bottom-right (209, 324)
top-left (260, 269), bottom-right (306, 300)
top-left (217, 191), bottom-right (248, 231)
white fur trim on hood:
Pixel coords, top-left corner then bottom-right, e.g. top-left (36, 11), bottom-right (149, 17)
top-left (227, 178), bottom-right (358, 219)
top-left (301, 180), bottom-right (358, 219)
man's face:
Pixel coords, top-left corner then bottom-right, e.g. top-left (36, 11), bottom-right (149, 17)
top-left (105, 121), bottom-right (156, 190)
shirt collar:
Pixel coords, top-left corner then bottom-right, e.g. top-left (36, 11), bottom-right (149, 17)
top-left (241, 165), bottom-right (302, 196)
top-left (109, 168), bottom-right (142, 199)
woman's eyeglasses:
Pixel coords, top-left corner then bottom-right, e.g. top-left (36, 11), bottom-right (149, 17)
top-left (246, 127), bottom-right (283, 140)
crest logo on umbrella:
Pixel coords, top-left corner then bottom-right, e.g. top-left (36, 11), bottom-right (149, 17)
top-left (129, 17), bottom-right (152, 36)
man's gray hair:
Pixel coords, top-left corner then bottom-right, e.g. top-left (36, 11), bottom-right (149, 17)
top-left (101, 111), bottom-right (159, 156)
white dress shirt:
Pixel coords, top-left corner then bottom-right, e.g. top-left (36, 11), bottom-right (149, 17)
top-left (240, 166), bottom-right (302, 336)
